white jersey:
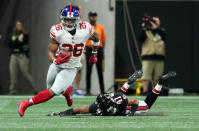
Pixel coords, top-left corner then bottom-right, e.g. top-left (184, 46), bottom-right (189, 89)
top-left (50, 21), bottom-right (94, 68)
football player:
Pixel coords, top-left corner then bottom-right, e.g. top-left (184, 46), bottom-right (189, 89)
top-left (47, 71), bottom-right (176, 116)
top-left (17, 5), bottom-right (100, 117)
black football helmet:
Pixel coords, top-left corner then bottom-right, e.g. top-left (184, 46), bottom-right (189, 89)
top-left (96, 94), bottom-right (118, 115)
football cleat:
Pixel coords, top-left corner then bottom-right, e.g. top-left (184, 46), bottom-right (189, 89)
top-left (158, 71), bottom-right (177, 86)
top-left (127, 70), bottom-right (143, 84)
top-left (63, 86), bottom-right (73, 106)
top-left (17, 100), bottom-right (29, 117)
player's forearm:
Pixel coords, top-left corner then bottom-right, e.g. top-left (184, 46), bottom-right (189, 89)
top-left (73, 105), bottom-right (89, 114)
top-left (48, 40), bottom-right (59, 62)
top-left (48, 51), bottom-right (56, 62)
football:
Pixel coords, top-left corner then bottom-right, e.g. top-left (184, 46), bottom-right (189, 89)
top-left (59, 49), bottom-right (71, 58)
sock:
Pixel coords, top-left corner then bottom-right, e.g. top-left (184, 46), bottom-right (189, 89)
top-left (145, 91), bottom-right (159, 109)
top-left (120, 82), bottom-right (130, 93)
top-left (29, 90), bottom-right (53, 105)
top-left (152, 84), bottom-right (162, 94)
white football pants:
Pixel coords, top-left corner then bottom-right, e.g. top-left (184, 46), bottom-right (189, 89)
top-left (46, 63), bottom-right (77, 95)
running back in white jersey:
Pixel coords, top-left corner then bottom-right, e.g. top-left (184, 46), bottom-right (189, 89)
top-left (50, 21), bottom-right (94, 68)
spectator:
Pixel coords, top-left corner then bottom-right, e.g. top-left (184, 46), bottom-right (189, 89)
top-left (139, 16), bottom-right (166, 94)
top-left (85, 11), bottom-right (106, 95)
top-left (8, 20), bottom-right (37, 94)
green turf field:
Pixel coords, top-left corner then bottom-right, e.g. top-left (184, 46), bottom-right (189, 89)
top-left (0, 95), bottom-right (199, 131)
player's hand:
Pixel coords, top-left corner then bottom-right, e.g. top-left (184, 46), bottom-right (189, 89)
top-left (89, 51), bottom-right (98, 64)
top-left (54, 54), bottom-right (70, 65)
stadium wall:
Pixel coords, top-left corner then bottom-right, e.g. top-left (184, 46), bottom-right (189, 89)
top-left (115, 1), bottom-right (199, 92)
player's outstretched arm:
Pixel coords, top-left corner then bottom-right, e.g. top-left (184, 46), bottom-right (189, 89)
top-left (48, 39), bottom-right (59, 62)
top-left (73, 105), bottom-right (90, 114)
top-left (47, 105), bottom-right (90, 116)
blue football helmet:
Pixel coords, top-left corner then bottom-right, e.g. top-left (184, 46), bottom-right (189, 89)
top-left (60, 5), bottom-right (79, 31)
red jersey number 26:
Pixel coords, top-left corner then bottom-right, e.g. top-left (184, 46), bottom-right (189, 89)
top-left (62, 43), bottom-right (84, 57)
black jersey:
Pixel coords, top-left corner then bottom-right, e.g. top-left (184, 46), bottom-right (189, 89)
top-left (89, 92), bottom-right (128, 116)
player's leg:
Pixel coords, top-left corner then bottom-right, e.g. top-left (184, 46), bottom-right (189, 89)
top-left (17, 88), bottom-right (55, 117)
top-left (132, 82), bottom-right (165, 115)
top-left (9, 55), bottom-right (18, 94)
top-left (136, 71), bottom-right (176, 115)
top-left (145, 71), bottom-right (177, 108)
top-left (46, 63), bottom-right (60, 89)
top-left (52, 68), bottom-right (77, 106)
top-left (126, 71), bottom-right (176, 115)
top-left (17, 64), bottom-right (60, 117)
top-left (17, 68), bottom-right (77, 117)
top-left (120, 70), bottom-right (143, 93)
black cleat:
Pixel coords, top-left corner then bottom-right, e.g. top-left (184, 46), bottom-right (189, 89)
top-left (127, 70), bottom-right (143, 84)
top-left (47, 112), bottom-right (60, 116)
top-left (158, 71), bottom-right (177, 86)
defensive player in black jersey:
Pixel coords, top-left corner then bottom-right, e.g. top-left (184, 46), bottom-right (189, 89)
top-left (47, 70), bottom-right (176, 116)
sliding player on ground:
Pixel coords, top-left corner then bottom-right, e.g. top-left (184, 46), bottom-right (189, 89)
top-left (47, 71), bottom-right (176, 116)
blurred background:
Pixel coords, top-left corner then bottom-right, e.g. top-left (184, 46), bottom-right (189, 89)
top-left (0, 0), bottom-right (198, 95)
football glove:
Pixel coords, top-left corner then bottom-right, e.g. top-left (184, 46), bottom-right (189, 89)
top-left (53, 52), bottom-right (71, 65)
